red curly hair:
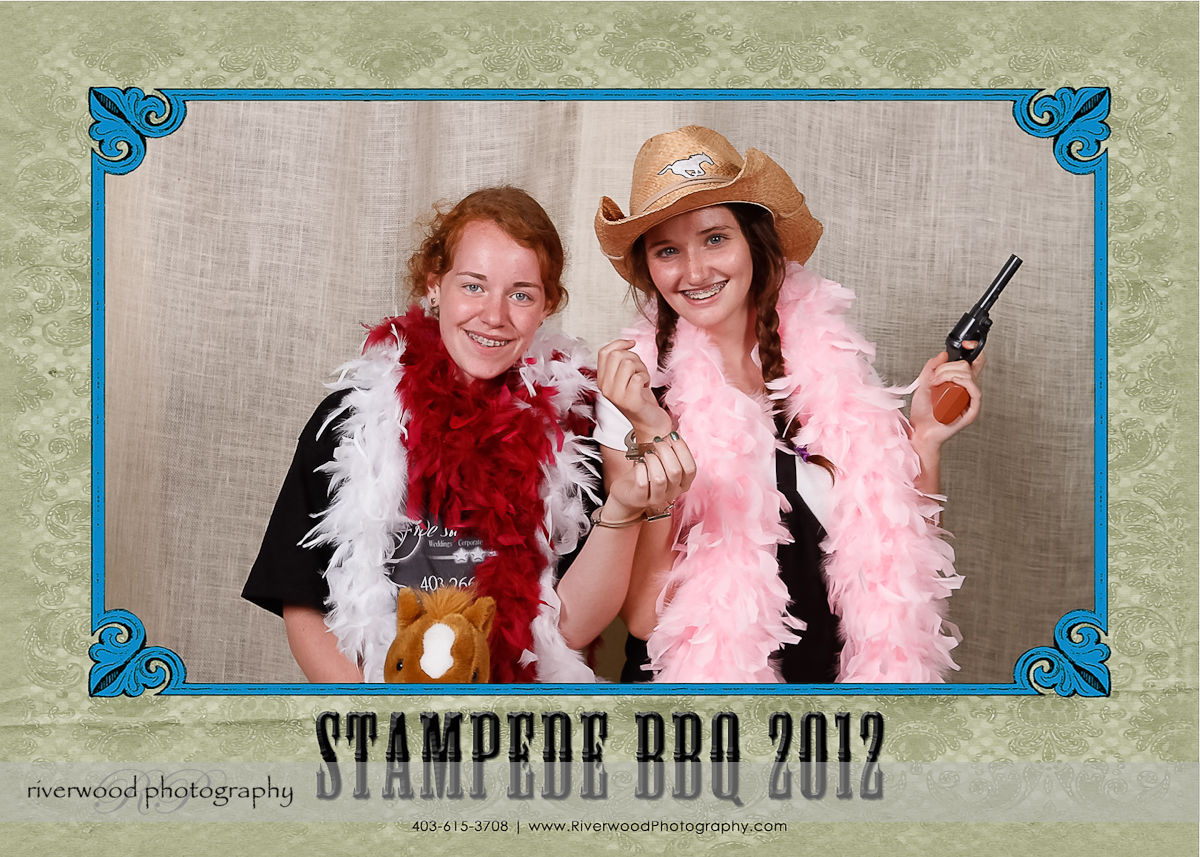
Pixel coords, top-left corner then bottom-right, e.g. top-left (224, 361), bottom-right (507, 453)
top-left (405, 186), bottom-right (567, 314)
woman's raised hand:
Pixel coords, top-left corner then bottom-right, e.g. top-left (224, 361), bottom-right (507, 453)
top-left (602, 433), bottom-right (697, 524)
top-left (597, 339), bottom-right (674, 439)
top-left (909, 349), bottom-right (986, 450)
top-left (596, 339), bottom-right (695, 525)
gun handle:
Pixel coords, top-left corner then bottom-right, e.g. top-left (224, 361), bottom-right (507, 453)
top-left (931, 381), bottom-right (970, 424)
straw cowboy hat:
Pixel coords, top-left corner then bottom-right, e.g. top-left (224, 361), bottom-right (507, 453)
top-left (594, 125), bottom-right (823, 283)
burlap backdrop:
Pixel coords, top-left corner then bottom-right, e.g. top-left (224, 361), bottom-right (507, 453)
top-left (102, 98), bottom-right (1095, 684)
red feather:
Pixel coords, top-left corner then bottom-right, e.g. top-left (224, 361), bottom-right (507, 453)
top-left (366, 309), bottom-right (564, 683)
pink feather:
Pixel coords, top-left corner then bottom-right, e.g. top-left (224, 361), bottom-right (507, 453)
top-left (633, 262), bottom-right (961, 683)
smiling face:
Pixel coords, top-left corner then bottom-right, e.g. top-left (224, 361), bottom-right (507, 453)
top-left (427, 219), bottom-right (550, 383)
top-left (641, 205), bottom-right (756, 342)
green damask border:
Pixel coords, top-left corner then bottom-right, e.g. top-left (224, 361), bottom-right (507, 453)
top-left (1, 2), bottom-right (1196, 853)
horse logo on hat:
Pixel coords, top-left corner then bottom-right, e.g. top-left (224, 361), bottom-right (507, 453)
top-left (659, 153), bottom-right (715, 178)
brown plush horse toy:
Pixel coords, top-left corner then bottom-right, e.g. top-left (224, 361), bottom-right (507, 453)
top-left (383, 587), bottom-right (496, 683)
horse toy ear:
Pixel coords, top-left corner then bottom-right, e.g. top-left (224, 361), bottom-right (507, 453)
top-left (463, 596), bottom-right (496, 638)
top-left (384, 587), bottom-right (493, 684)
top-left (396, 587), bottom-right (425, 627)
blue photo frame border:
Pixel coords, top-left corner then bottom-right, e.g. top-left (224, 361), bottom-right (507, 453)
top-left (88, 87), bottom-right (1110, 698)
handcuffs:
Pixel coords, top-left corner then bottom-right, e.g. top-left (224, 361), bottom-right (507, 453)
top-left (593, 428), bottom-right (681, 525)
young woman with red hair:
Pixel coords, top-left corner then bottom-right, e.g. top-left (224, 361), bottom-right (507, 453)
top-left (245, 186), bottom-right (694, 683)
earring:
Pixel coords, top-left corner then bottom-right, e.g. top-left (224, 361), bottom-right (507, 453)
top-left (430, 297), bottom-right (440, 318)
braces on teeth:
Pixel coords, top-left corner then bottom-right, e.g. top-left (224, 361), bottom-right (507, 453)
top-left (686, 283), bottom-right (724, 299)
top-left (468, 332), bottom-right (507, 347)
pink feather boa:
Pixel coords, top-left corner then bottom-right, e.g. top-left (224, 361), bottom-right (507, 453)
top-left (630, 263), bottom-right (962, 683)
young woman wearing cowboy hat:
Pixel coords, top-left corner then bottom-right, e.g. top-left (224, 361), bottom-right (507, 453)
top-left (593, 126), bottom-right (983, 684)
top-left (244, 186), bottom-right (694, 683)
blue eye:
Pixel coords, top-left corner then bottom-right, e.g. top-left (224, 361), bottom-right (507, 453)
top-left (655, 246), bottom-right (678, 259)
top-left (511, 291), bottom-right (531, 303)
top-left (463, 282), bottom-right (483, 293)
top-left (707, 234), bottom-right (725, 245)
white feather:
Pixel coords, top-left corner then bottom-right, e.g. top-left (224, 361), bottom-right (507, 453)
top-left (312, 324), bottom-right (600, 683)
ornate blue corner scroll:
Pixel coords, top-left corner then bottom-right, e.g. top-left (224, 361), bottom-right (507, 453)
top-left (89, 87), bottom-right (187, 175)
top-left (89, 86), bottom-right (190, 697)
top-left (90, 610), bottom-right (187, 697)
top-left (1012, 86), bottom-right (1110, 175)
top-left (1013, 610), bottom-right (1110, 697)
top-left (1009, 85), bottom-right (1111, 697)
top-left (90, 87), bottom-right (1109, 696)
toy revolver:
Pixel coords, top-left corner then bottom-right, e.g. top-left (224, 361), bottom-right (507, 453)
top-left (931, 254), bottom-right (1023, 424)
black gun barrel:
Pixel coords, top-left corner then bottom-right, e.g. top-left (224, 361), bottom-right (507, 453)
top-left (971, 254), bottom-right (1023, 315)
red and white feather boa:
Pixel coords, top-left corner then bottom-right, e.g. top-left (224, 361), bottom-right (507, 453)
top-left (304, 308), bottom-right (600, 683)
top-left (629, 263), bottom-right (962, 683)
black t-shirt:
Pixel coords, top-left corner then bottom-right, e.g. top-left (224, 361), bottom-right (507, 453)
top-left (242, 392), bottom-right (349, 616)
top-left (390, 521), bottom-right (483, 592)
top-left (620, 447), bottom-right (842, 683)
top-left (242, 390), bottom-right (594, 617)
